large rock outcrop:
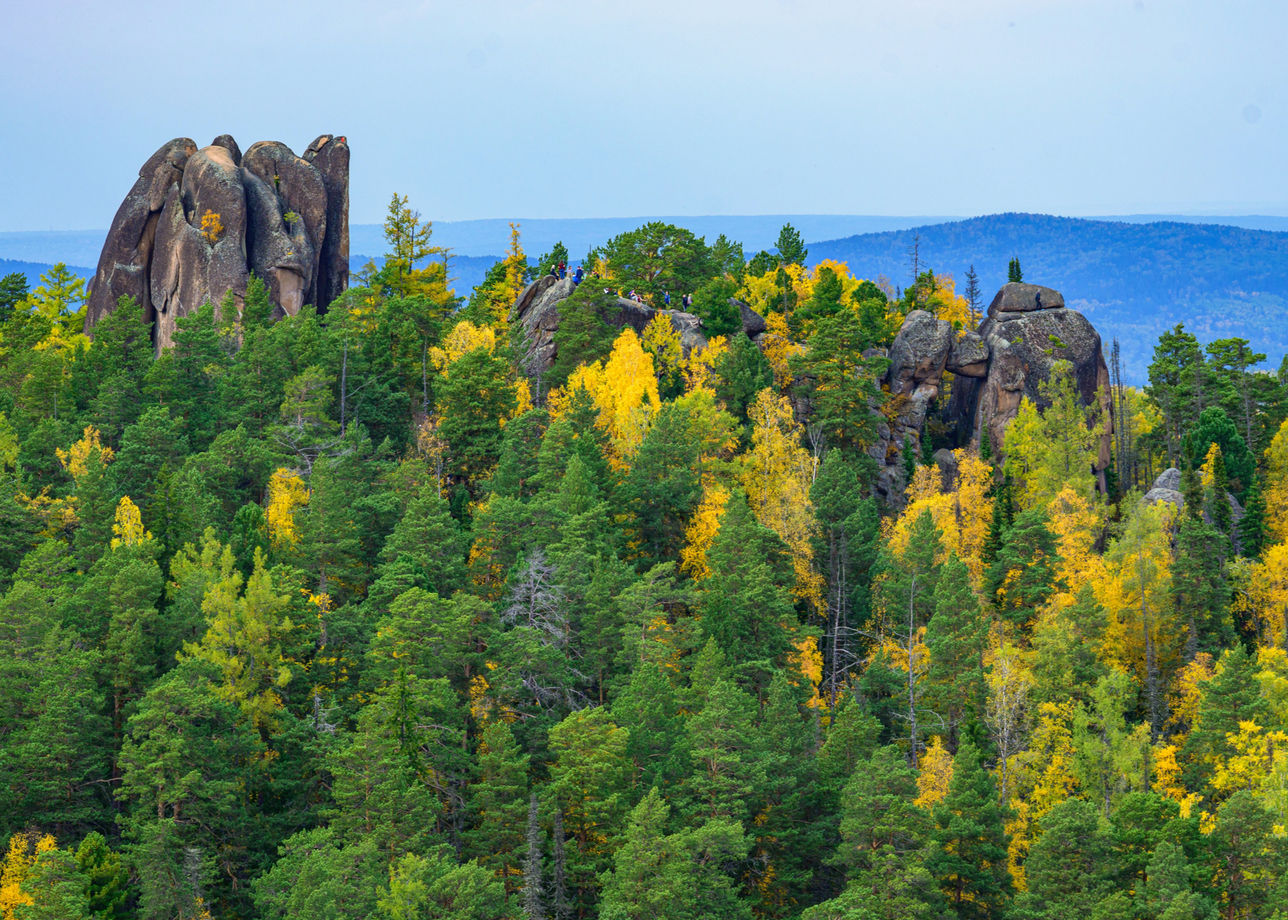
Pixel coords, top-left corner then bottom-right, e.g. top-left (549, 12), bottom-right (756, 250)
top-left (871, 283), bottom-right (1114, 503)
top-left (86, 134), bottom-right (349, 350)
top-left (509, 277), bottom-right (725, 378)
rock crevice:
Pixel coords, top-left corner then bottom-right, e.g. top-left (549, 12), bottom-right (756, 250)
top-left (86, 134), bottom-right (349, 350)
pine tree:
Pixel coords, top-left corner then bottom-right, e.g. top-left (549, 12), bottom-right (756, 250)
top-left (964, 264), bottom-right (982, 326)
top-left (466, 720), bottom-right (530, 892)
top-left (1008, 258), bottom-right (1023, 283)
top-left (1014, 798), bottom-right (1117, 920)
top-left (1171, 515), bottom-right (1232, 658)
top-left (926, 738), bottom-right (1012, 920)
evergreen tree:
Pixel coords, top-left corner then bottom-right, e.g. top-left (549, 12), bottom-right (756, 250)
top-left (1013, 798), bottom-right (1117, 920)
top-left (1008, 258), bottom-right (1023, 283)
top-left (986, 508), bottom-right (1060, 628)
top-left (1171, 514), bottom-right (1232, 657)
top-left (698, 495), bottom-right (797, 695)
top-left (775, 223), bottom-right (808, 266)
top-left (465, 719), bottom-right (530, 892)
top-left (925, 554), bottom-right (988, 742)
top-left (927, 738), bottom-right (1012, 919)
top-left (1238, 476), bottom-right (1265, 557)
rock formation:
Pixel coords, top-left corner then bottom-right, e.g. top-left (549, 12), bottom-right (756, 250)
top-left (871, 282), bottom-right (1114, 503)
top-left (511, 274), bottom-right (1111, 508)
top-left (509, 276), bottom-right (737, 378)
top-left (86, 134), bottom-right (349, 350)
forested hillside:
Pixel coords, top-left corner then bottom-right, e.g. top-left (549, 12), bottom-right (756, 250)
top-left (809, 213), bottom-right (1288, 381)
top-left (2, 210), bottom-right (1288, 920)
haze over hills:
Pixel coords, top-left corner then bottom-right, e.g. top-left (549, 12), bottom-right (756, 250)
top-left (808, 212), bottom-right (1288, 382)
top-left (5, 212), bottom-right (1288, 382)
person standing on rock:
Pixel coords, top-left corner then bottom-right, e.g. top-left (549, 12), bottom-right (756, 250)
top-left (574, 266), bottom-right (583, 286)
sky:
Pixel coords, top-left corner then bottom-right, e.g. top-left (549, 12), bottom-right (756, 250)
top-left (1, 0), bottom-right (1285, 232)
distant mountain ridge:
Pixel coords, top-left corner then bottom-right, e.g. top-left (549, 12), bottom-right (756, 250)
top-left (6, 213), bottom-right (1288, 382)
top-left (808, 212), bottom-right (1288, 383)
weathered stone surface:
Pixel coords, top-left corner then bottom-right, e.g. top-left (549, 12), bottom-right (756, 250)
top-left (887, 311), bottom-right (953, 396)
top-left (210, 134), bottom-right (242, 165)
top-left (86, 133), bottom-right (348, 350)
top-left (933, 448), bottom-right (959, 491)
top-left (736, 299), bottom-right (766, 336)
top-left (987, 281), bottom-right (1065, 316)
top-left (1142, 468), bottom-right (1185, 511)
top-left (304, 135), bottom-right (350, 311)
top-left (871, 282), bottom-right (1114, 504)
top-left (947, 331), bottom-right (989, 377)
top-left (1142, 467), bottom-right (1245, 549)
top-left (150, 145), bottom-right (249, 349)
top-left (86, 137), bottom-right (197, 330)
top-left (242, 141), bottom-right (327, 310)
top-left (509, 279), bottom-right (709, 379)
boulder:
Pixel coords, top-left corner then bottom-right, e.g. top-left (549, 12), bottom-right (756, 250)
top-left (950, 285), bottom-right (1113, 478)
top-left (887, 310), bottom-right (953, 396)
top-left (933, 448), bottom-right (959, 491)
top-left (987, 281), bottom-right (1065, 315)
top-left (150, 145), bottom-right (249, 349)
top-left (304, 135), bottom-right (350, 311)
top-left (86, 133), bottom-right (348, 350)
top-left (736, 299), bottom-right (766, 337)
top-left (947, 331), bottom-right (989, 377)
top-left (1142, 468), bottom-right (1185, 512)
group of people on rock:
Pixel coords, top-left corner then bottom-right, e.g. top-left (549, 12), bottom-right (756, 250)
top-left (545, 260), bottom-right (694, 310)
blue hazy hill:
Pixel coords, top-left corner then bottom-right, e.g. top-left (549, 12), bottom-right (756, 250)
top-left (808, 212), bottom-right (1288, 382)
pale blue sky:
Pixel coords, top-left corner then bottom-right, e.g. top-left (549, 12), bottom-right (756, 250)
top-left (1, 0), bottom-right (1283, 232)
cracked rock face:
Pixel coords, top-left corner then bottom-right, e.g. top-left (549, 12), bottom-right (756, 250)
top-left (872, 283), bottom-right (1114, 504)
top-left (86, 134), bottom-right (349, 351)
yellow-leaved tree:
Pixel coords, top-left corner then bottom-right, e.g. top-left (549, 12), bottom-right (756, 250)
top-left (1003, 361), bottom-right (1103, 512)
top-left (266, 468), bottom-right (308, 549)
top-left (741, 388), bottom-right (824, 610)
top-left (181, 546), bottom-right (296, 735)
top-left (1230, 542), bottom-right (1288, 649)
top-left (1004, 700), bottom-right (1079, 889)
top-left (890, 450), bottom-right (993, 583)
top-left (1265, 417), bottom-right (1288, 544)
top-left (110, 495), bottom-right (150, 548)
top-left (680, 483), bottom-right (730, 580)
top-left (0, 832), bottom-right (55, 920)
top-left (1097, 500), bottom-right (1178, 736)
top-left (1045, 485), bottom-right (1107, 600)
top-left (552, 328), bottom-right (660, 468)
top-left (683, 336), bottom-right (727, 394)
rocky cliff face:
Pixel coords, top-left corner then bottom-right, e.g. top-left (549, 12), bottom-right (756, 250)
top-left (509, 276), bottom-right (730, 378)
top-left (86, 134), bottom-right (349, 350)
top-left (872, 282), bottom-right (1114, 503)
